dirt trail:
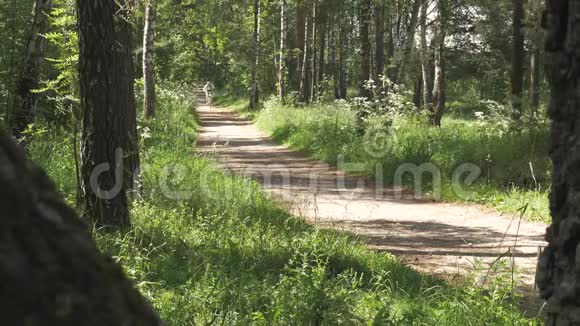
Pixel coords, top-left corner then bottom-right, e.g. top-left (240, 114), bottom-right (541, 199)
top-left (196, 105), bottom-right (547, 305)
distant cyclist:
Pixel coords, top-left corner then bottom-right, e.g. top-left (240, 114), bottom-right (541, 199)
top-left (203, 81), bottom-right (215, 107)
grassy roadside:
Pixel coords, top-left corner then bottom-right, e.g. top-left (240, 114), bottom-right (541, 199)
top-left (239, 99), bottom-right (550, 224)
top-left (28, 87), bottom-right (537, 324)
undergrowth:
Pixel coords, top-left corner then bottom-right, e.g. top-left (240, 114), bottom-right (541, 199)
top-left (28, 86), bottom-right (537, 324)
top-left (256, 99), bottom-right (550, 223)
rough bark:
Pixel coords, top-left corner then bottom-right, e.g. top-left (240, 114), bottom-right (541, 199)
top-left (358, 0), bottom-right (372, 97)
top-left (77, 0), bottom-right (137, 227)
top-left (278, 0), bottom-right (287, 101)
top-left (0, 130), bottom-right (161, 325)
top-left (143, 0), bottom-right (157, 118)
top-left (511, 0), bottom-right (525, 119)
top-left (375, 1), bottom-right (386, 81)
top-left (10, 0), bottom-right (53, 141)
top-left (431, 0), bottom-right (447, 127)
top-left (536, 0), bottom-right (580, 323)
top-left (250, 0), bottom-right (261, 110)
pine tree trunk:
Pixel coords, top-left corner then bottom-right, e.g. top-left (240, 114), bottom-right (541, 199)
top-left (143, 0), bottom-right (157, 118)
top-left (10, 0), bottom-right (53, 140)
top-left (536, 1), bottom-right (580, 323)
top-left (278, 0), bottom-right (287, 101)
top-left (250, 0), bottom-right (261, 110)
top-left (358, 0), bottom-right (372, 97)
top-left (511, 0), bottom-right (525, 119)
top-left (77, 0), bottom-right (137, 227)
top-left (0, 130), bottom-right (161, 325)
top-left (530, 48), bottom-right (541, 112)
top-left (294, 0), bottom-right (306, 90)
top-left (431, 0), bottom-right (447, 127)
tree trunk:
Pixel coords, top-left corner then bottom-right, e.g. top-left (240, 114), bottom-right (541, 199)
top-left (530, 48), bottom-right (541, 113)
top-left (310, 0), bottom-right (317, 102)
top-left (511, 0), bottom-right (525, 119)
top-left (10, 0), bottom-right (53, 141)
top-left (0, 130), bottom-right (161, 325)
top-left (77, 0), bottom-right (138, 227)
top-left (143, 0), bottom-right (157, 118)
top-left (295, 0), bottom-right (306, 91)
top-left (420, 0), bottom-right (433, 110)
top-left (278, 0), bottom-right (287, 101)
top-left (375, 1), bottom-right (385, 81)
top-left (536, 1), bottom-right (580, 323)
top-left (358, 0), bottom-right (372, 97)
top-left (431, 0), bottom-right (447, 127)
top-left (397, 0), bottom-right (422, 84)
top-left (299, 0), bottom-right (311, 103)
top-left (250, 0), bottom-right (261, 110)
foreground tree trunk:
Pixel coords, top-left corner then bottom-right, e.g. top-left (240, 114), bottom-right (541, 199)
top-left (431, 0), bottom-right (447, 126)
top-left (511, 0), bottom-right (525, 119)
top-left (10, 0), bottom-right (53, 140)
top-left (250, 0), bottom-right (261, 110)
top-left (143, 0), bottom-right (158, 118)
top-left (77, 0), bottom-right (137, 227)
top-left (536, 0), bottom-right (580, 323)
top-left (0, 130), bottom-right (161, 325)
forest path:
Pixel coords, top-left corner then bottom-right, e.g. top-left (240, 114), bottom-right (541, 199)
top-left (195, 105), bottom-right (547, 308)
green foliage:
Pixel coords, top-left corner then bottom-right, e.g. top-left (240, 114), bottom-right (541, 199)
top-left (257, 99), bottom-right (550, 222)
top-left (28, 87), bottom-right (536, 324)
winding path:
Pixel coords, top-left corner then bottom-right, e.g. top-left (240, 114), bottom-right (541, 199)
top-left (195, 105), bottom-right (547, 308)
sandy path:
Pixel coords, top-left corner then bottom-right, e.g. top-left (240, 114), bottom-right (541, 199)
top-left (195, 105), bottom-right (547, 302)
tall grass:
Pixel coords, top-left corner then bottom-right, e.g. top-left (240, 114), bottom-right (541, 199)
top-left (256, 100), bottom-right (550, 223)
top-left (28, 87), bottom-right (536, 324)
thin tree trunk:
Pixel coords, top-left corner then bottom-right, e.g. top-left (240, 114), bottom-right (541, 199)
top-left (530, 48), bottom-right (541, 112)
top-left (358, 0), bottom-right (372, 97)
top-left (299, 0), bottom-right (311, 103)
top-left (511, 0), bottom-right (525, 119)
top-left (250, 0), bottom-right (261, 110)
top-left (77, 0), bottom-right (137, 227)
top-left (295, 0), bottom-right (306, 90)
top-left (397, 0), bottom-right (421, 84)
top-left (278, 0), bottom-right (287, 101)
top-left (431, 0), bottom-right (447, 127)
top-left (420, 0), bottom-right (433, 110)
top-left (536, 1), bottom-right (580, 323)
top-left (10, 0), bottom-right (53, 140)
top-left (143, 0), bottom-right (157, 118)
top-left (375, 1), bottom-right (385, 81)
top-left (310, 0), bottom-right (317, 102)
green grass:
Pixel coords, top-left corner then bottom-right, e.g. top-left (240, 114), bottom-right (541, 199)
top-left (256, 100), bottom-right (551, 223)
top-left (213, 91), bottom-right (259, 120)
top-left (27, 87), bottom-right (537, 324)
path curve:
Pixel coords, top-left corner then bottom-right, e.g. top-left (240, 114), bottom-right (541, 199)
top-left (195, 105), bottom-right (547, 300)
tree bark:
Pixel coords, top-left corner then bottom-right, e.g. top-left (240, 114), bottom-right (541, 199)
top-left (511, 0), bottom-right (525, 119)
top-left (299, 0), bottom-right (311, 103)
top-left (10, 0), bottom-right (53, 141)
top-left (375, 1), bottom-right (386, 81)
top-left (278, 0), bottom-right (287, 101)
top-left (250, 0), bottom-right (261, 110)
top-left (431, 0), bottom-right (447, 127)
top-left (143, 0), bottom-right (157, 118)
top-left (397, 0), bottom-right (422, 84)
top-left (358, 0), bottom-right (372, 97)
top-left (0, 130), bottom-right (161, 325)
top-left (536, 1), bottom-right (580, 323)
top-left (77, 0), bottom-right (138, 227)
top-left (310, 0), bottom-right (317, 102)
top-left (420, 0), bottom-right (433, 111)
